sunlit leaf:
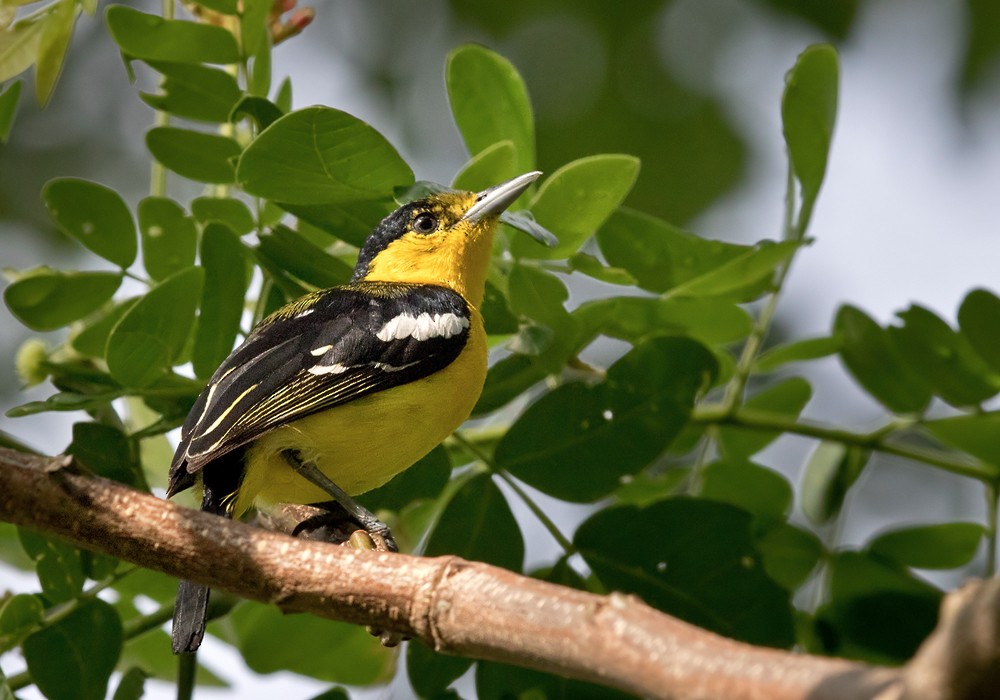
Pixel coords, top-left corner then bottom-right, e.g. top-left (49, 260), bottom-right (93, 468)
top-left (105, 6), bottom-right (239, 64)
top-left (237, 106), bottom-right (413, 204)
top-left (146, 127), bottom-right (240, 184)
top-left (4, 268), bottom-right (122, 331)
top-left (43, 178), bottom-right (137, 267)
top-left (452, 140), bottom-right (517, 192)
top-left (106, 267), bottom-right (204, 388)
top-left (138, 197), bottom-right (197, 281)
top-left (511, 154), bottom-right (640, 260)
top-left (33, 0), bottom-right (77, 105)
top-left (192, 223), bottom-right (248, 379)
top-left (140, 61), bottom-right (241, 123)
top-left (0, 79), bottom-right (22, 141)
top-left (447, 44), bottom-right (534, 173)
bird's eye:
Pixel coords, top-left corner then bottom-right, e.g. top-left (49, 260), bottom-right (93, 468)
top-left (413, 213), bottom-right (438, 234)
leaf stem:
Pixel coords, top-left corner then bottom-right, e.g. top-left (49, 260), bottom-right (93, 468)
top-left (450, 431), bottom-right (576, 556)
top-left (150, 0), bottom-right (175, 198)
top-left (721, 163), bottom-right (802, 414)
top-left (986, 483), bottom-right (999, 576)
top-left (692, 404), bottom-right (997, 482)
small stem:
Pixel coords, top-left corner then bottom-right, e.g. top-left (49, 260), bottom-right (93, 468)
top-left (497, 470), bottom-right (576, 557)
top-left (721, 163), bottom-right (803, 414)
top-left (149, 0), bottom-right (175, 198)
top-left (692, 405), bottom-right (997, 483)
top-left (176, 652), bottom-right (197, 700)
top-left (123, 269), bottom-right (152, 286)
top-left (986, 484), bottom-right (999, 576)
top-left (450, 431), bottom-right (576, 556)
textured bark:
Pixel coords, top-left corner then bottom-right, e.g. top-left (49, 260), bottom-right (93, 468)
top-left (0, 447), bottom-right (997, 699)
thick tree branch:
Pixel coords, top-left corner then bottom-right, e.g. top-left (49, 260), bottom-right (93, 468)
top-left (0, 448), bottom-right (997, 699)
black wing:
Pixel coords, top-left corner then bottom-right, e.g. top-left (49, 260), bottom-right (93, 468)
top-left (167, 281), bottom-right (470, 496)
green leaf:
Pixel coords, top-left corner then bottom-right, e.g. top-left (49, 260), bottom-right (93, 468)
top-left (191, 196), bottom-right (256, 235)
top-left (107, 267), bottom-right (204, 388)
top-left (0, 79), bottom-right (22, 142)
top-left (718, 377), bottom-right (812, 457)
top-left (700, 460), bottom-right (793, 525)
top-left (958, 288), bottom-right (1000, 373)
top-left (477, 660), bottom-right (630, 700)
top-left (43, 178), bottom-right (137, 267)
top-left (496, 337), bottom-right (716, 502)
top-left (67, 422), bottom-right (142, 488)
top-left (512, 155), bottom-right (640, 260)
top-left (140, 61), bottom-right (242, 123)
top-left (800, 441), bottom-right (869, 525)
top-left (256, 224), bottom-right (353, 289)
top-left (756, 522), bottom-right (823, 590)
top-left (146, 127), bottom-right (240, 184)
top-left (229, 601), bottom-right (394, 685)
top-left (18, 528), bottom-right (84, 602)
top-left (281, 197), bottom-right (396, 249)
top-left (274, 76), bottom-right (292, 111)
top-left (23, 599), bottom-right (123, 700)
top-left (105, 6), bottom-right (239, 64)
top-left (4, 268), bottom-right (122, 331)
top-left (137, 197), bottom-right (197, 281)
top-left (567, 252), bottom-right (637, 286)
top-left (452, 140), bottom-right (517, 192)
top-left (574, 296), bottom-right (753, 346)
top-left (597, 208), bottom-right (754, 294)
top-left (835, 304), bottom-right (932, 414)
top-left (0, 15), bottom-right (45, 84)
top-left (754, 335), bottom-right (841, 372)
top-left (424, 473), bottom-right (524, 572)
top-left (666, 240), bottom-right (800, 300)
top-left (70, 297), bottom-right (138, 358)
top-left (192, 223), bottom-right (248, 378)
top-left (888, 304), bottom-right (1000, 407)
top-left (407, 640), bottom-right (471, 699)
top-left (924, 412), bottom-right (1000, 469)
top-left (0, 593), bottom-right (43, 652)
top-left (237, 106), bottom-right (413, 204)
top-left (782, 44), bottom-right (839, 206)
top-left (446, 44), bottom-right (534, 174)
top-left (820, 551), bottom-right (940, 664)
top-left (576, 498), bottom-right (795, 647)
top-left (34, 0), bottom-right (77, 105)
top-left (229, 95), bottom-right (283, 131)
top-left (868, 522), bottom-right (984, 570)
top-left (359, 445), bottom-right (450, 514)
top-left (240, 0), bottom-right (270, 58)
top-left (111, 667), bottom-right (147, 700)
top-left (472, 353), bottom-right (548, 417)
top-left (247, 26), bottom-right (270, 96)
top-left (481, 279), bottom-right (519, 336)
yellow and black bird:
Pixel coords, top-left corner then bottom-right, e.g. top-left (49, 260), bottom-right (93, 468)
top-left (167, 171), bottom-right (551, 653)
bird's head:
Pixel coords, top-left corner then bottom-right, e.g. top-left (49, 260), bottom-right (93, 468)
top-left (353, 171), bottom-right (550, 305)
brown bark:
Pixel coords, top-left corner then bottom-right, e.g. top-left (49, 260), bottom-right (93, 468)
top-left (0, 447), bottom-right (997, 699)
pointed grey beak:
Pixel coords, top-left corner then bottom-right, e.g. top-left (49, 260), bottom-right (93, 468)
top-left (463, 171), bottom-right (541, 224)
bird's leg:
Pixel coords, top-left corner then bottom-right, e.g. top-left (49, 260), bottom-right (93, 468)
top-left (281, 449), bottom-right (397, 552)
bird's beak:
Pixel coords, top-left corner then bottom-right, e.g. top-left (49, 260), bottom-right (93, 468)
top-left (463, 171), bottom-right (541, 224)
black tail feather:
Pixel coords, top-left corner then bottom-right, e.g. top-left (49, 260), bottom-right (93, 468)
top-left (172, 580), bottom-right (211, 654)
top-left (171, 448), bottom-right (245, 655)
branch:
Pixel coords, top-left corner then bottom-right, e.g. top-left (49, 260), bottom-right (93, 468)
top-left (0, 448), bottom-right (997, 700)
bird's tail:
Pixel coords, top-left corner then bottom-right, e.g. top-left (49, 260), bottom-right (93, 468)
top-left (171, 453), bottom-right (243, 655)
top-left (172, 579), bottom-right (211, 653)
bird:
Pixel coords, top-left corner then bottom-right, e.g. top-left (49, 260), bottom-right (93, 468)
top-left (166, 171), bottom-right (552, 654)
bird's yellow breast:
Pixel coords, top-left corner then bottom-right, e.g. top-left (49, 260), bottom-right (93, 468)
top-left (233, 310), bottom-right (488, 515)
